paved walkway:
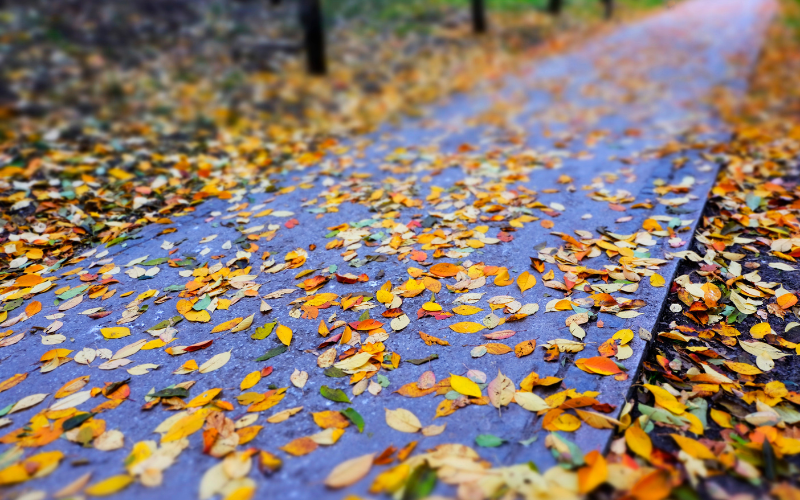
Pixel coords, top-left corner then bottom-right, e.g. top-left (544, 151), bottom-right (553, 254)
top-left (0, 0), bottom-right (777, 498)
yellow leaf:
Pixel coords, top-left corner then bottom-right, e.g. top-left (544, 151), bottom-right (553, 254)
top-left (514, 340), bottom-right (536, 357)
top-left (107, 167), bottom-right (134, 181)
top-left (517, 271), bottom-right (536, 293)
top-left (184, 310), bottom-right (211, 322)
top-left (448, 322), bottom-right (485, 334)
top-left (612, 329), bottom-right (634, 344)
top-left (162, 409), bottom-right (209, 442)
top-left (514, 391), bottom-right (550, 412)
top-left (240, 371), bottom-right (261, 391)
top-left (370, 463), bottom-right (410, 495)
top-left (100, 327), bottom-right (130, 339)
top-left (750, 322), bottom-right (772, 339)
top-left (543, 409), bottom-right (581, 432)
top-left (450, 374), bottom-right (482, 398)
top-left (225, 486), bottom-right (255, 500)
top-left (376, 290), bottom-right (394, 304)
top-left (575, 409), bottom-right (619, 429)
top-left (670, 434), bottom-right (715, 460)
top-left (230, 314), bottom-right (255, 333)
top-left (318, 319), bottom-right (330, 337)
top-left (211, 317), bottom-right (242, 333)
top-left (724, 361), bottom-right (763, 375)
top-left (276, 325), bottom-right (293, 346)
top-left (267, 406), bottom-right (303, 424)
top-left (452, 305), bottom-right (483, 316)
top-left (174, 359), bottom-right (198, 374)
top-left (643, 384), bottom-right (686, 415)
top-left (85, 475), bottom-right (134, 496)
top-left (649, 273), bottom-right (665, 287)
top-left (186, 388), bottom-right (222, 408)
top-left (710, 408), bottom-right (733, 429)
top-left (484, 343), bottom-right (512, 355)
top-left (493, 268), bottom-right (513, 286)
top-left (625, 422), bottom-right (652, 460)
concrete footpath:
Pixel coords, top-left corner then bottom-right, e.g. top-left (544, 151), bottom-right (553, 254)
top-left (0, 0), bottom-right (777, 498)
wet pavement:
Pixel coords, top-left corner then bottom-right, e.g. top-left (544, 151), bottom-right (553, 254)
top-left (0, 0), bottom-right (778, 498)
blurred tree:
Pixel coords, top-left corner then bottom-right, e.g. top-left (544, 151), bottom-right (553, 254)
top-left (300, 0), bottom-right (327, 75)
top-left (601, 0), bottom-right (614, 19)
top-left (547, 0), bottom-right (563, 16)
top-left (472, 0), bottom-right (487, 33)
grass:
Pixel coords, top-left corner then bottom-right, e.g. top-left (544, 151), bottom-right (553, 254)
top-left (330, 0), bottom-right (671, 34)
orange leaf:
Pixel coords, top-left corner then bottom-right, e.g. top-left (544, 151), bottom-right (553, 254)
top-left (419, 331), bottom-right (449, 346)
top-left (24, 301), bottom-right (42, 318)
top-left (318, 320), bottom-right (330, 337)
top-left (211, 317), bottom-right (242, 333)
top-left (312, 411), bottom-right (350, 429)
top-left (629, 470), bottom-right (671, 500)
top-left (281, 437), bottom-right (319, 456)
top-left (514, 340), bottom-right (536, 357)
top-left (778, 293), bottom-right (798, 310)
top-left (575, 356), bottom-right (622, 376)
top-left (484, 343), bottom-right (512, 355)
top-left (395, 382), bottom-right (436, 398)
top-left (429, 263), bottom-right (460, 277)
top-left (0, 373), bottom-right (27, 393)
top-left (578, 450), bottom-right (607, 494)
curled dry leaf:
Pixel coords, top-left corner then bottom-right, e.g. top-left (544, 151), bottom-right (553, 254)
top-left (324, 453), bottom-right (375, 489)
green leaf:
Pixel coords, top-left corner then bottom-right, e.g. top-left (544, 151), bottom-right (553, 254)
top-left (63, 412), bottom-right (94, 432)
top-left (3, 298), bottom-right (22, 312)
top-left (255, 345), bottom-right (287, 362)
top-left (193, 294), bottom-right (211, 311)
top-left (252, 321), bottom-right (277, 340)
top-left (56, 284), bottom-right (89, 300)
top-left (324, 366), bottom-right (348, 378)
top-left (341, 408), bottom-right (364, 432)
top-left (0, 402), bottom-right (13, 418)
top-left (142, 258), bottom-right (168, 265)
top-left (150, 387), bottom-right (189, 399)
top-left (763, 440), bottom-right (776, 481)
top-left (475, 434), bottom-right (505, 447)
top-left (403, 463), bottom-right (437, 500)
top-left (320, 385), bottom-right (350, 403)
top-left (147, 316), bottom-right (183, 332)
top-left (406, 354), bottom-right (439, 365)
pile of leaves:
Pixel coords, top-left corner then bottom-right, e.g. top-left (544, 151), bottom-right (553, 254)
top-left (606, 1), bottom-right (800, 499)
top-left (0, 0), bottom-right (610, 279)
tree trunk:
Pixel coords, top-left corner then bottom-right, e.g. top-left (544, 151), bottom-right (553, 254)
top-left (471, 0), bottom-right (486, 34)
top-left (547, 0), bottom-right (563, 16)
top-left (601, 0), bottom-right (614, 19)
top-left (299, 0), bottom-right (326, 75)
